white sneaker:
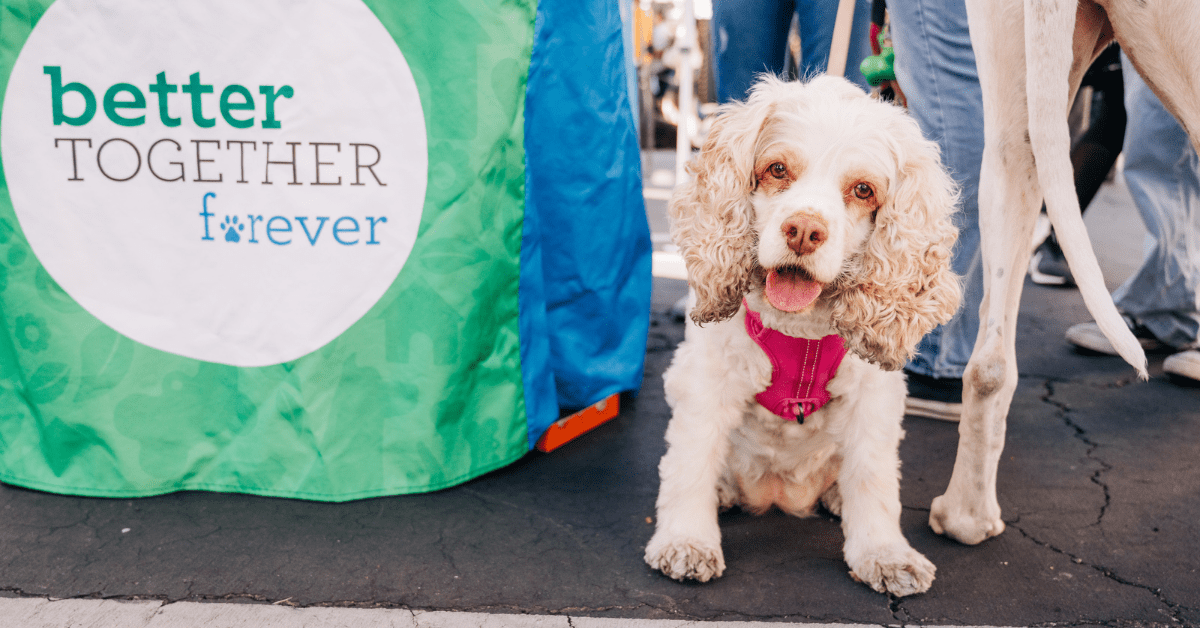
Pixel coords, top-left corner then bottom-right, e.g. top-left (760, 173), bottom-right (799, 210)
top-left (1064, 319), bottom-right (1166, 355)
top-left (1164, 350), bottom-right (1200, 384)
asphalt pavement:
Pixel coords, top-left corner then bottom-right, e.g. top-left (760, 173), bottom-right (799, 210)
top-left (1, 151), bottom-right (1198, 627)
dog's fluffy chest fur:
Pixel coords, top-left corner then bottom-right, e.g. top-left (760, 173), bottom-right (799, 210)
top-left (665, 297), bottom-right (907, 519)
top-left (723, 404), bottom-right (843, 517)
top-left (719, 307), bottom-right (907, 517)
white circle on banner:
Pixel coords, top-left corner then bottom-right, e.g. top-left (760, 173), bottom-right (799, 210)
top-left (1, 0), bottom-right (427, 367)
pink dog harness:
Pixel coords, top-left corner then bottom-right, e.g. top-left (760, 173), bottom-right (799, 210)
top-left (744, 303), bottom-right (847, 422)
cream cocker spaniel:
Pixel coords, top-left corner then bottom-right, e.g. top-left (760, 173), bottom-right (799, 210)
top-left (645, 75), bottom-right (961, 596)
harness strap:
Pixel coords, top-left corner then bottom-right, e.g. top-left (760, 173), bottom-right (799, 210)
top-left (744, 304), bottom-right (847, 422)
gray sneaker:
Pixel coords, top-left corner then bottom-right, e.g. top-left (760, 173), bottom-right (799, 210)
top-left (1064, 317), bottom-right (1167, 355)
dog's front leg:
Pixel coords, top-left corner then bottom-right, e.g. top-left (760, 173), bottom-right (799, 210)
top-left (927, 101), bottom-right (1023, 545)
top-left (838, 391), bottom-right (934, 596)
top-left (926, 124), bottom-right (1018, 546)
top-left (644, 340), bottom-right (750, 582)
top-left (927, 0), bottom-right (1039, 546)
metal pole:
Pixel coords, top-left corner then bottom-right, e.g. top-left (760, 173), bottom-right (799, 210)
top-left (675, 0), bottom-right (696, 185)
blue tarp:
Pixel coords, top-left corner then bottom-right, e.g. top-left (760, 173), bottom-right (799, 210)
top-left (523, 0), bottom-right (653, 447)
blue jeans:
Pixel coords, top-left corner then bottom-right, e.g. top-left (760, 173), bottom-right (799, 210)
top-left (1112, 55), bottom-right (1200, 348)
top-left (889, 0), bottom-right (984, 379)
top-left (710, 0), bottom-right (873, 102)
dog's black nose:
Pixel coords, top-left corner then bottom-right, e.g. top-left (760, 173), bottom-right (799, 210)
top-left (782, 215), bottom-right (827, 256)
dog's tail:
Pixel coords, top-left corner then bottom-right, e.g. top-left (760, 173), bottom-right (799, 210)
top-left (1024, 1), bottom-right (1148, 379)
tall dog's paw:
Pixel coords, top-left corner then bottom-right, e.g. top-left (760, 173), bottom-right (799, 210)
top-left (847, 545), bottom-right (935, 597)
top-left (929, 493), bottom-right (1005, 545)
top-left (644, 533), bottom-right (725, 582)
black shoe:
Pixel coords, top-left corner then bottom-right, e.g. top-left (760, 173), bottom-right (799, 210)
top-left (1029, 237), bottom-right (1074, 286)
top-left (904, 371), bottom-right (962, 422)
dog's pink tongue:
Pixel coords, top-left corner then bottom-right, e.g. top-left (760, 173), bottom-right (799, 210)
top-left (765, 269), bottom-right (822, 312)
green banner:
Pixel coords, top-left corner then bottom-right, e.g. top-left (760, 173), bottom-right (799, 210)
top-left (0, 0), bottom-right (539, 500)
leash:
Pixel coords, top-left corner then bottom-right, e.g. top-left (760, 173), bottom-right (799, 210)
top-left (826, 0), bottom-right (858, 78)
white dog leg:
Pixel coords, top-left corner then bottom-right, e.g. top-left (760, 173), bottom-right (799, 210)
top-left (838, 393), bottom-right (934, 596)
top-left (929, 0), bottom-right (1037, 545)
top-left (928, 111), bottom-right (1029, 545)
top-left (644, 405), bottom-right (738, 582)
top-left (645, 338), bottom-right (750, 582)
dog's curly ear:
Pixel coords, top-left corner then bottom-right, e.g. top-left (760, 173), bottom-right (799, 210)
top-left (831, 111), bottom-right (963, 370)
top-left (669, 85), bottom-right (779, 325)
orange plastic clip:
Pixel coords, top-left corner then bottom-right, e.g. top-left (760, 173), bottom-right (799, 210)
top-left (535, 393), bottom-right (620, 453)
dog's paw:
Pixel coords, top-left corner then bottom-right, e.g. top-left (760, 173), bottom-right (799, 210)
top-left (929, 493), bottom-right (1005, 545)
top-left (644, 533), bottom-right (725, 582)
top-left (847, 544), bottom-right (935, 597)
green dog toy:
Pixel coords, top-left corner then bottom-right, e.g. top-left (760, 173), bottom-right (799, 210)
top-left (859, 30), bottom-right (895, 86)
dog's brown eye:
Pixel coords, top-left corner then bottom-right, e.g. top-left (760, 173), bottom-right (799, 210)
top-left (769, 162), bottom-right (788, 179)
top-left (853, 182), bottom-right (874, 199)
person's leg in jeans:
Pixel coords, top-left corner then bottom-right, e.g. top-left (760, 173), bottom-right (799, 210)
top-left (888, 0), bottom-right (985, 420)
top-left (711, 0), bottom-right (873, 103)
top-left (1066, 53), bottom-right (1200, 382)
top-left (1110, 55), bottom-right (1200, 349)
top-left (794, 0), bottom-right (873, 91)
top-left (711, 0), bottom-right (796, 103)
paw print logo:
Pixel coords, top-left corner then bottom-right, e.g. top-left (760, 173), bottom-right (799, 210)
top-left (220, 216), bottom-right (244, 243)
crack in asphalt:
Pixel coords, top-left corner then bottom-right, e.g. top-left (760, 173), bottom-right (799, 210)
top-left (1008, 522), bottom-right (1194, 627)
top-left (889, 594), bottom-right (910, 625)
top-left (1027, 380), bottom-right (1197, 626)
top-left (1041, 380), bottom-right (1112, 527)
